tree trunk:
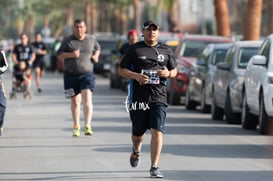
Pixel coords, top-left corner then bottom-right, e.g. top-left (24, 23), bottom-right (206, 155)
top-left (266, 0), bottom-right (273, 36)
top-left (85, 2), bottom-right (92, 34)
top-left (243, 0), bottom-right (262, 40)
top-left (91, 2), bottom-right (97, 33)
top-left (24, 15), bottom-right (34, 38)
top-left (120, 5), bottom-right (127, 35)
top-left (111, 5), bottom-right (120, 34)
top-left (168, 0), bottom-right (180, 32)
top-left (98, 2), bottom-right (109, 32)
top-left (63, 7), bottom-right (74, 38)
top-left (133, 0), bottom-right (140, 30)
top-left (214, 0), bottom-right (231, 37)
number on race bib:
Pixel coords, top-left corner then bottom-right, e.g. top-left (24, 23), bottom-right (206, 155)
top-left (141, 69), bottom-right (160, 85)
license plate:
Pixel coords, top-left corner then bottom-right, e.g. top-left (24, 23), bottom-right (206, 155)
top-left (103, 63), bottom-right (111, 70)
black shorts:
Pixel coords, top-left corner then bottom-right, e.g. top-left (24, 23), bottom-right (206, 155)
top-left (129, 102), bottom-right (167, 136)
top-left (32, 59), bottom-right (45, 70)
top-left (63, 71), bottom-right (95, 98)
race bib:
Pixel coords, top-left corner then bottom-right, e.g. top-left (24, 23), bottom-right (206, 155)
top-left (141, 69), bottom-right (160, 84)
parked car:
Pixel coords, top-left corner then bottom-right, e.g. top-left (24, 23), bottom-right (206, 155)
top-left (94, 33), bottom-right (120, 76)
top-left (167, 34), bottom-right (233, 105)
top-left (242, 34), bottom-right (273, 134)
top-left (158, 32), bottom-right (183, 52)
top-left (185, 43), bottom-right (232, 113)
top-left (210, 40), bottom-right (262, 124)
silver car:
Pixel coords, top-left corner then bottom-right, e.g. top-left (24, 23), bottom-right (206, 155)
top-left (211, 40), bottom-right (262, 124)
top-left (185, 43), bottom-right (232, 113)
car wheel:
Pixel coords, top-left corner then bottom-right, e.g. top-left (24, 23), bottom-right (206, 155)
top-left (211, 90), bottom-right (224, 120)
top-left (224, 92), bottom-right (241, 124)
top-left (185, 86), bottom-right (197, 110)
top-left (110, 77), bottom-right (121, 89)
top-left (200, 87), bottom-right (210, 113)
top-left (241, 90), bottom-right (258, 130)
top-left (110, 78), bottom-right (116, 88)
top-left (258, 93), bottom-right (269, 135)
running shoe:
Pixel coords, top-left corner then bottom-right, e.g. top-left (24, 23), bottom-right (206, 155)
top-left (84, 126), bottom-right (93, 135)
top-left (130, 149), bottom-right (140, 167)
top-left (150, 166), bottom-right (164, 178)
top-left (72, 127), bottom-right (80, 137)
top-left (0, 127), bottom-right (3, 136)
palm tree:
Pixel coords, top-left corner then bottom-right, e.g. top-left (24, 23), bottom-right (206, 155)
top-left (214, 0), bottom-right (231, 37)
top-left (243, 0), bottom-right (262, 40)
top-left (157, 0), bottom-right (180, 31)
top-left (265, 0), bottom-right (273, 36)
top-left (133, 0), bottom-right (141, 30)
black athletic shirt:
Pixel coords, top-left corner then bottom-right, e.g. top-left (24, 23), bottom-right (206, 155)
top-left (13, 44), bottom-right (34, 63)
top-left (120, 41), bottom-right (177, 104)
top-left (32, 41), bottom-right (48, 62)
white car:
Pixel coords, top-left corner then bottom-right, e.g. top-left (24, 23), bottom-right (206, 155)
top-left (242, 34), bottom-right (273, 134)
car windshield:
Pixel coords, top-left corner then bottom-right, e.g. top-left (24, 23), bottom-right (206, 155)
top-left (181, 40), bottom-right (218, 57)
top-left (238, 47), bottom-right (259, 68)
top-left (211, 49), bottom-right (228, 65)
top-left (97, 40), bottom-right (117, 51)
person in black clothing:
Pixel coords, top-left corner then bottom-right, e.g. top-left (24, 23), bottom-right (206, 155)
top-left (118, 20), bottom-right (177, 178)
top-left (119, 29), bottom-right (139, 56)
top-left (119, 29), bottom-right (139, 92)
top-left (12, 33), bottom-right (35, 66)
top-left (12, 33), bottom-right (35, 98)
top-left (32, 32), bottom-right (48, 92)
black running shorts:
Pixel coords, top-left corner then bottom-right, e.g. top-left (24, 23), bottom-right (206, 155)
top-left (129, 102), bottom-right (167, 136)
top-left (63, 71), bottom-right (95, 98)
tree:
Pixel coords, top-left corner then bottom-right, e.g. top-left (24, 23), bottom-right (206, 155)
top-left (133, 0), bottom-right (141, 30)
top-left (157, 0), bottom-right (180, 32)
top-left (265, 0), bottom-right (273, 36)
top-left (214, 0), bottom-right (231, 37)
top-left (243, 0), bottom-right (263, 40)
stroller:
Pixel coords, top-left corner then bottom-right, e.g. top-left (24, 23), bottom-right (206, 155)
top-left (10, 61), bottom-right (32, 99)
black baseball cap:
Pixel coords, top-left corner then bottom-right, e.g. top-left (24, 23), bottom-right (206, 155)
top-left (142, 20), bottom-right (159, 30)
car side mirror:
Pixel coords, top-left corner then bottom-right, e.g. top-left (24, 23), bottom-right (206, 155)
top-left (216, 62), bottom-right (229, 70)
top-left (251, 55), bottom-right (266, 66)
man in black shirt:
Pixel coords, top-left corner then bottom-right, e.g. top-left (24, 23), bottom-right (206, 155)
top-left (32, 32), bottom-right (48, 92)
top-left (12, 33), bottom-right (35, 98)
top-left (119, 20), bottom-right (177, 178)
top-left (12, 33), bottom-right (35, 66)
top-left (119, 29), bottom-right (139, 56)
top-left (119, 29), bottom-right (139, 92)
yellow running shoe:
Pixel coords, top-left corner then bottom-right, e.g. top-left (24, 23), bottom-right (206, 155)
top-left (84, 126), bottom-right (93, 136)
top-left (72, 127), bottom-right (80, 137)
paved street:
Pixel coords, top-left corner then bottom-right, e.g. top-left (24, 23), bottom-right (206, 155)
top-left (0, 71), bottom-right (273, 181)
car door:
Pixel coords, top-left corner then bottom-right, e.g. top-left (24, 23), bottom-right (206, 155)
top-left (247, 40), bottom-right (270, 112)
top-left (214, 45), bottom-right (235, 108)
top-left (192, 46), bottom-right (212, 101)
